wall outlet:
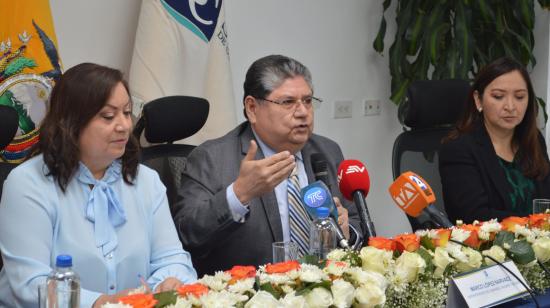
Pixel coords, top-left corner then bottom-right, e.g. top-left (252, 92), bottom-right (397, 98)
top-left (363, 99), bottom-right (381, 116)
top-left (333, 100), bottom-right (353, 119)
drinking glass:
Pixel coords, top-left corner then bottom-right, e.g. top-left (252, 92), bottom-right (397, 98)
top-left (533, 199), bottom-right (550, 214)
top-left (272, 241), bottom-right (298, 263)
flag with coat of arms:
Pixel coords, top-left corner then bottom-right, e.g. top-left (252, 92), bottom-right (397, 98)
top-left (0, 0), bottom-right (62, 163)
top-left (129, 0), bottom-right (237, 145)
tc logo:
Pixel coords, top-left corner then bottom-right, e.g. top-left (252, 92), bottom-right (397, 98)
top-left (304, 187), bottom-right (327, 208)
top-left (162, 0), bottom-right (223, 42)
top-left (392, 182), bottom-right (418, 209)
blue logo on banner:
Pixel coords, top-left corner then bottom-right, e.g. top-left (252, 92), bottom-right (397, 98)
top-left (161, 0), bottom-right (222, 42)
top-left (304, 187), bottom-right (327, 208)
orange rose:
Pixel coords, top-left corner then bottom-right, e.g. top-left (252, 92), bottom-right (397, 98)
top-left (433, 229), bottom-right (452, 247)
top-left (265, 260), bottom-right (301, 274)
top-left (368, 237), bottom-right (397, 251)
top-left (501, 216), bottom-right (529, 232)
top-left (459, 224), bottom-right (481, 248)
top-left (227, 265), bottom-right (256, 280)
top-left (528, 213), bottom-right (550, 230)
top-left (326, 260), bottom-right (347, 267)
top-left (177, 283), bottom-right (209, 298)
top-left (394, 233), bottom-right (420, 252)
top-left (119, 293), bottom-right (157, 308)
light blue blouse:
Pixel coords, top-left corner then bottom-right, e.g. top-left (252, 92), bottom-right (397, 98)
top-left (0, 155), bottom-right (197, 307)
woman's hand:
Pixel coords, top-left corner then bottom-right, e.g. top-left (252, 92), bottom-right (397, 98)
top-left (154, 277), bottom-right (183, 293)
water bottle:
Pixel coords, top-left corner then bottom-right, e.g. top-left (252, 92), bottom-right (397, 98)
top-left (45, 255), bottom-right (80, 308)
top-left (309, 207), bottom-right (337, 259)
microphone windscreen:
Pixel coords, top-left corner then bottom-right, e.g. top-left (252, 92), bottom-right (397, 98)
top-left (311, 153), bottom-right (329, 182)
top-left (388, 171), bottom-right (436, 217)
top-left (337, 160), bottom-right (370, 201)
top-left (0, 105), bottom-right (18, 150)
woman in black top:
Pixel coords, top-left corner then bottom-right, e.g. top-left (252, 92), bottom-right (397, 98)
top-left (439, 57), bottom-right (550, 223)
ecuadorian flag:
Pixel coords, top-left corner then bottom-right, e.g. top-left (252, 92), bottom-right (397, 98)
top-left (0, 0), bottom-right (62, 163)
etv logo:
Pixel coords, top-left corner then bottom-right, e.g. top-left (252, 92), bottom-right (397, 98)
top-left (346, 165), bottom-right (365, 174)
top-left (304, 187), bottom-right (327, 208)
top-left (392, 182), bottom-right (419, 209)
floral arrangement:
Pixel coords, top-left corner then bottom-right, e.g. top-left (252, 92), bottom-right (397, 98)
top-left (103, 213), bottom-right (550, 308)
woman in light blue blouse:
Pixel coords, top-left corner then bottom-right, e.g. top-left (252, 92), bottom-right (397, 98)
top-left (0, 63), bottom-right (197, 307)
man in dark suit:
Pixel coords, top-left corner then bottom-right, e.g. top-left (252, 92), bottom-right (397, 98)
top-left (173, 55), bottom-right (362, 276)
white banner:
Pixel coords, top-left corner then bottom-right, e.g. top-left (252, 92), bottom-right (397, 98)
top-left (129, 0), bottom-right (237, 145)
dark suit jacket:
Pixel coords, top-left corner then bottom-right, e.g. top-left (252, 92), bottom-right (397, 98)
top-left (173, 122), bottom-right (362, 276)
top-left (439, 121), bottom-right (550, 223)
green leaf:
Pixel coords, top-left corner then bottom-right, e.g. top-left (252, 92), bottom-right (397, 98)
top-left (295, 280), bottom-right (331, 296)
top-left (494, 231), bottom-right (515, 245)
top-left (417, 247), bottom-right (435, 274)
top-left (153, 291), bottom-right (178, 307)
top-left (299, 254), bottom-right (325, 268)
top-left (476, 0), bottom-right (495, 24)
top-left (373, 17), bottom-right (387, 53)
top-left (420, 236), bottom-right (436, 251)
top-left (259, 282), bottom-right (283, 299)
top-left (508, 240), bottom-right (536, 265)
top-left (494, 231), bottom-right (515, 247)
top-left (428, 23), bottom-right (450, 64)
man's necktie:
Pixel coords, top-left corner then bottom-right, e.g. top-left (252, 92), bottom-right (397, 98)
top-left (287, 165), bottom-right (311, 257)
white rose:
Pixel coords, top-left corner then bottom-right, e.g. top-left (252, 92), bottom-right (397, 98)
top-left (326, 249), bottom-right (347, 261)
top-left (354, 282), bottom-right (386, 307)
top-left (433, 247), bottom-right (455, 277)
top-left (304, 287), bottom-right (333, 307)
top-left (482, 245), bottom-right (506, 265)
top-left (331, 279), bottom-right (355, 308)
top-left (324, 261), bottom-right (347, 277)
top-left (345, 267), bottom-right (387, 289)
top-left (451, 228), bottom-right (471, 243)
top-left (359, 246), bottom-right (393, 274)
top-left (244, 290), bottom-right (280, 308)
top-left (394, 251), bottom-right (426, 283)
top-left (199, 274), bottom-right (227, 291)
top-left (456, 247), bottom-right (482, 272)
top-left (201, 290), bottom-right (245, 308)
top-left (172, 296), bottom-right (194, 308)
top-left (532, 237), bottom-right (550, 263)
top-left (299, 264), bottom-right (327, 283)
top-left (280, 292), bottom-right (307, 308)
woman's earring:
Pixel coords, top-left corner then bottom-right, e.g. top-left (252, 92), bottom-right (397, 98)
top-left (478, 107), bottom-right (482, 112)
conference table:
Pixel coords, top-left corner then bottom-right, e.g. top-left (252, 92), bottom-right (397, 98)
top-left (499, 291), bottom-right (550, 307)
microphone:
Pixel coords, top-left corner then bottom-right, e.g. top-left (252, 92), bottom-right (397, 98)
top-left (311, 153), bottom-right (330, 188)
top-left (0, 105), bottom-right (18, 151)
top-left (337, 160), bottom-right (376, 239)
top-left (388, 171), bottom-right (453, 228)
top-left (300, 180), bottom-right (350, 249)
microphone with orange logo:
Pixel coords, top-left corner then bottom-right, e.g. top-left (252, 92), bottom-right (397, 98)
top-left (388, 171), bottom-right (453, 228)
top-left (337, 160), bottom-right (376, 239)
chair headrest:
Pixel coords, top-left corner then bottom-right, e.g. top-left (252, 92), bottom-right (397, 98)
top-left (0, 105), bottom-right (18, 150)
top-left (403, 79), bottom-right (470, 129)
top-left (136, 96), bottom-right (210, 143)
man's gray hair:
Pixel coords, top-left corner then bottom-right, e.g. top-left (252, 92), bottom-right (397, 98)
top-left (243, 55), bottom-right (312, 118)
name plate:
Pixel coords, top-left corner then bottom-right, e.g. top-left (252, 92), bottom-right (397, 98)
top-left (446, 260), bottom-right (530, 308)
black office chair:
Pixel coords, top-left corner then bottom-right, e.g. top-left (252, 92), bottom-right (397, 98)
top-left (133, 96), bottom-right (209, 216)
top-left (392, 79), bottom-right (470, 231)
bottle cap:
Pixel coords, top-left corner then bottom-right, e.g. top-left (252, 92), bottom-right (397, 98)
top-left (316, 207), bottom-right (330, 218)
top-left (56, 255), bottom-right (73, 267)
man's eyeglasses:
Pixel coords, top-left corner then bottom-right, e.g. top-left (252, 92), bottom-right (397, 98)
top-left (257, 96), bottom-right (323, 110)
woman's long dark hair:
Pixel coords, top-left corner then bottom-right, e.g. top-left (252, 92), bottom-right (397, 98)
top-left (32, 63), bottom-right (139, 191)
top-left (447, 57), bottom-right (548, 179)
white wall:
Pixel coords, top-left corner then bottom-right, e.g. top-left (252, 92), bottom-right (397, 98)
top-left (48, 1), bottom-right (550, 237)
